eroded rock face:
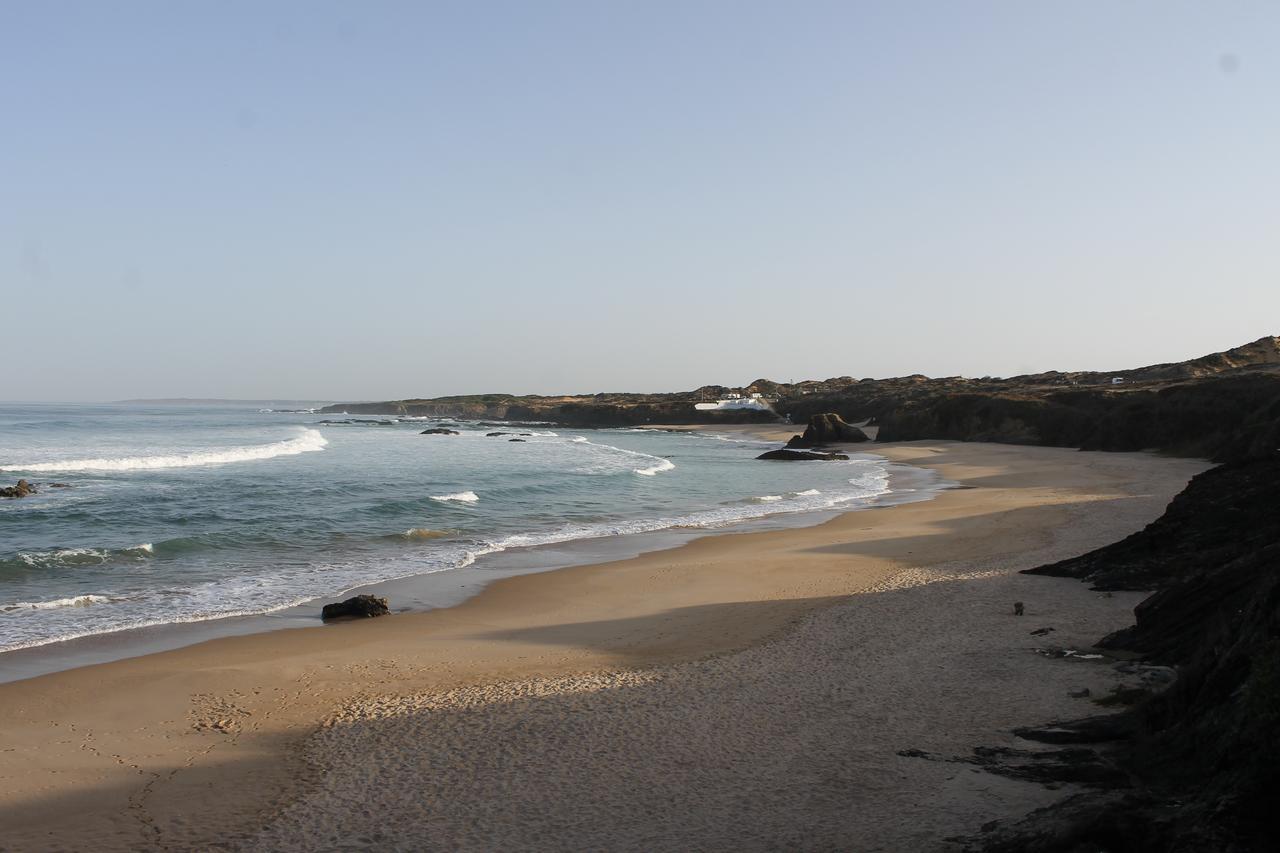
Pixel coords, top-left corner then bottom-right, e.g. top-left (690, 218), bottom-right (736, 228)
top-left (756, 449), bottom-right (850, 461)
top-left (321, 594), bottom-right (390, 621)
top-left (976, 456), bottom-right (1280, 852)
top-left (1, 480), bottom-right (34, 499)
top-left (420, 428), bottom-right (460, 435)
top-left (785, 413), bottom-right (869, 448)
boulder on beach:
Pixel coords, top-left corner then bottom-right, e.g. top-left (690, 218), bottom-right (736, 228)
top-left (785, 413), bottom-right (869, 448)
top-left (420, 428), bottom-right (461, 435)
top-left (756, 449), bottom-right (850, 461)
top-left (321, 594), bottom-right (390, 621)
top-left (1, 480), bottom-right (35, 499)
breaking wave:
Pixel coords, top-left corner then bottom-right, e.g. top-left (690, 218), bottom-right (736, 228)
top-left (0, 429), bottom-right (328, 473)
top-left (2, 594), bottom-right (118, 612)
top-left (569, 437), bottom-right (677, 477)
top-left (431, 491), bottom-right (479, 503)
top-left (9, 543), bottom-right (154, 570)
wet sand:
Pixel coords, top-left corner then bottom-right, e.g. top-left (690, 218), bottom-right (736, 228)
top-left (0, 437), bottom-right (1208, 851)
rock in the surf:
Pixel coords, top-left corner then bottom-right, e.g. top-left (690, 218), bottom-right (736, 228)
top-left (321, 594), bottom-right (390, 621)
top-left (420, 428), bottom-right (460, 435)
top-left (756, 449), bottom-right (850, 461)
top-left (1, 480), bottom-right (35, 499)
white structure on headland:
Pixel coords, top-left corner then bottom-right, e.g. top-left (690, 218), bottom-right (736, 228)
top-left (695, 397), bottom-right (773, 411)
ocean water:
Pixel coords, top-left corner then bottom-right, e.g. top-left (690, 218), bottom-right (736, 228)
top-left (0, 404), bottom-right (927, 657)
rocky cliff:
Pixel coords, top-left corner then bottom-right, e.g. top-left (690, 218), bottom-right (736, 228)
top-left (323, 336), bottom-right (1279, 438)
top-left (775, 337), bottom-right (1280, 462)
top-left (969, 456), bottom-right (1280, 852)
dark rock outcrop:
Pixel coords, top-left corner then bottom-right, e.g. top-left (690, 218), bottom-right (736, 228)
top-left (973, 454), bottom-right (1280, 852)
top-left (756, 449), bottom-right (850, 461)
top-left (1027, 457), bottom-right (1280, 660)
top-left (785, 413), bottom-right (870, 447)
top-left (785, 373), bottom-right (1280, 463)
top-left (508, 438), bottom-right (526, 442)
top-left (317, 336), bottom-right (1279, 437)
top-left (1, 480), bottom-right (35, 499)
top-left (420, 428), bottom-right (460, 435)
top-left (486, 432), bottom-right (510, 437)
top-left (321, 594), bottom-right (390, 621)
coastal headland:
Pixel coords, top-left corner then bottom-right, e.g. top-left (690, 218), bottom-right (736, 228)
top-left (0, 436), bottom-right (1208, 851)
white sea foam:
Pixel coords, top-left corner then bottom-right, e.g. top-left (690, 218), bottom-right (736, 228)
top-left (19, 548), bottom-right (110, 568)
top-left (2, 594), bottom-right (116, 612)
top-left (1, 428), bottom-right (328, 473)
top-left (17, 543), bottom-right (155, 568)
top-left (0, 426), bottom-right (922, 657)
top-left (477, 476), bottom-right (893, 554)
top-left (634, 458), bottom-right (676, 476)
top-left (569, 437), bottom-right (676, 477)
top-left (431, 491), bottom-right (479, 503)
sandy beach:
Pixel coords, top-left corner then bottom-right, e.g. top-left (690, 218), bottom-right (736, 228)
top-left (0, 435), bottom-right (1209, 852)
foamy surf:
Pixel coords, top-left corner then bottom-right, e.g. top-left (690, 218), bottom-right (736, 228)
top-left (569, 437), bottom-right (677, 477)
top-left (431, 491), bottom-right (479, 503)
top-left (2, 594), bottom-right (116, 612)
top-left (0, 400), bottom-right (943, 659)
top-left (634, 458), bottom-right (676, 476)
top-left (13, 543), bottom-right (155, 570)
top-left (1, 428), bottom-right (328, 473)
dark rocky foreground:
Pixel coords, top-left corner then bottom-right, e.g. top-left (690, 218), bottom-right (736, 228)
top-left (962, 455), bottom-right (1280, 852)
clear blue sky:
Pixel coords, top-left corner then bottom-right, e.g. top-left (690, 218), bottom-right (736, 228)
top-left (5, 1), bottom-right (1278, 401)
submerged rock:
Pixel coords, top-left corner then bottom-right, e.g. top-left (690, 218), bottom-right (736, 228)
top-left (420, 428), bottom-right (461, 435)
top-left (756, 449), bottom-right (850, 461)
top-left (508, 438), bottom-right (526, 442)
top-left (1, 480), bottom-right (35, 499)
top-left (321, 594), bottom-right (390, 621)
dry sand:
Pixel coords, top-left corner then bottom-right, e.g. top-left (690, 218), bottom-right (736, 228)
top-left (0, 437), bottom-right (1209, 851)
